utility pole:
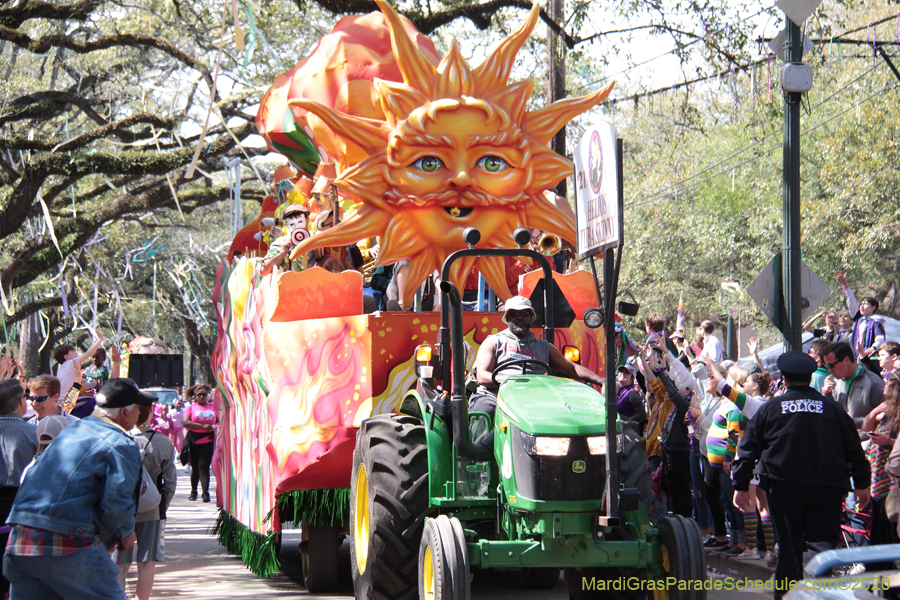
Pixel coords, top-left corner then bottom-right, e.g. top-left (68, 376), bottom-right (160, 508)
top-left (547, 0), bottom-right (566, 196)
top-left (781, 20), bottom-right (803, 351)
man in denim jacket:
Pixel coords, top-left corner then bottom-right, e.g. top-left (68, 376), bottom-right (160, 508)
top-left (3, 378), bottom-right (153, 600)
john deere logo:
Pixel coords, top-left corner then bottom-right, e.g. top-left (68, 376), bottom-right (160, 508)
top-left (572, 460), bottom-right (586, 473)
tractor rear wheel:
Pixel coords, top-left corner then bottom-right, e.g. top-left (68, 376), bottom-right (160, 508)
top-left (652, 515), bottom-right (706, 600)
top-left (418, 515), bottom-right (470, 600)
top-left (351, 414), bottom-right (431, 600)
top-left (620, 421), bottom-right (656, 521)
top-left (300, 519), bottom-right (341, 593)
top-left (522, 567), bottom-right (561, 589)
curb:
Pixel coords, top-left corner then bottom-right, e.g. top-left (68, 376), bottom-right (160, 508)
top-left (707, 550), bottom-right (776, 582)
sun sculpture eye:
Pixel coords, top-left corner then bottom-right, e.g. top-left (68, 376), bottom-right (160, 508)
top-left (476, 156), bottom-right (508, 173)
top-left (412, 156), bottom-right (444, 173)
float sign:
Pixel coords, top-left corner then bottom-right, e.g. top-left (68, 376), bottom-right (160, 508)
top-left (574, 121), bottom-right (620, 258)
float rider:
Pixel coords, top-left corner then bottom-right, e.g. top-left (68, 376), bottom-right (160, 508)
top-left (469, 296), bottom-right (605, 417)
top-left (260, 203), bottom-right (310, 276)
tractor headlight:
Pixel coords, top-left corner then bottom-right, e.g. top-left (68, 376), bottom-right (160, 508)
top-left (586, 434), bottom-right (624, 455)
top-left (586, 436), bottom-right (607, 455)
top-left (583, 307), bottom-right (604, 329)
top-left (521, 433), bottom-right (570, 456)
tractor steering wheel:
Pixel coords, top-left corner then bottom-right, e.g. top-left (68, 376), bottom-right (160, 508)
top-left (491, 358), bottom-right (551, 386)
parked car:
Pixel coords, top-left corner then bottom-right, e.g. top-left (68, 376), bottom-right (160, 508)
top-left (142, 387), bottom-right (180, 406)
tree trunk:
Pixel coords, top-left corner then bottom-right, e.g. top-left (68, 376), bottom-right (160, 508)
top-left (546, 0), bottom-right (566, 197)
top-left (38, 311), bottom-right (67, 375)
top-left (184, 316), bottom-right (212, 385)
top-left (18, 311), bottom-right (40, 377)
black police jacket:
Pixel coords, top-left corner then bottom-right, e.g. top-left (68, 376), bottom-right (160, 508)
top-left (732, 386), bottom-right (870, 492)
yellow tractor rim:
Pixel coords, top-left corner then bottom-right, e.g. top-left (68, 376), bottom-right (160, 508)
top-left (652, 546), bottom-right (671, 600)
top-left (423, 544), bottom-right (435, 600)
top-left (354, 463), bottom-right (370, 575)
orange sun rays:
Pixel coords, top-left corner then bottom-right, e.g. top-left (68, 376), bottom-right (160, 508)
top-left (289, 0), bottom-right (614, 302)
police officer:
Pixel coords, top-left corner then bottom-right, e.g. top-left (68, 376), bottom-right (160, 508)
top-left (732, 351), bottom-right (869, 599)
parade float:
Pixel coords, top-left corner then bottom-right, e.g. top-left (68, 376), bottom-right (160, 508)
top-left (211, 0), bottom-right (622, 587)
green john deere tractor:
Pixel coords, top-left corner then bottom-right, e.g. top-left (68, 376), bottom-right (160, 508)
top-left (350, 227), bottom-right (706, 600)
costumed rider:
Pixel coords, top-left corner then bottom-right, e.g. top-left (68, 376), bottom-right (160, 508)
top-left (260, 203), bottom-right (310, 276)
top-left (469, 296), bottom-right (605, 418)
top-left (731, 351), bottom-right (870, 600)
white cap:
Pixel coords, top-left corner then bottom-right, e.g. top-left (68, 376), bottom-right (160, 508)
top-left (502, 296), bottom-right (536, 324)
top-left (37, 415), bottom-right (69, 443)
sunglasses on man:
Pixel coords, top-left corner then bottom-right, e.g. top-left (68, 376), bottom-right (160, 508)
top-left (27, 395), bottom-right (50, 403)
top-left (824, 359), bottom-right (845, 370)
top-left (506, 310), bottom-right (531, 319)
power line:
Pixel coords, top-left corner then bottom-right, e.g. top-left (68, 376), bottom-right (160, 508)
top-left (606, 49), bottom-right (885, 109)
top-left (821, 12), bottom-right (900, 39)
top-left (580, 11), bottom-right (900, 107)
top-left (624, 56), bottom-right (886, 205)
top-left (627, 80), bottom-right (895, 209)
top-left (571, 7), bottom-right (771, 95)
top-left (626, 78), bottom-right (899, 209)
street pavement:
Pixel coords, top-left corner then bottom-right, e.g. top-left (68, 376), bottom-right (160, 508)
top-left (135, 464), bottom-right (767, 599)
top-left (128, 464), bottom-right (315, 599)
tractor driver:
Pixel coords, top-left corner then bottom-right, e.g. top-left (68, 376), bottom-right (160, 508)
top-left (469, 296), bottom-right (605, 417)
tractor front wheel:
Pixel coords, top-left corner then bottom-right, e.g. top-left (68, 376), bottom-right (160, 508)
top-left (418, 515), bottom-right (470, 600)
top-left (350, 414), bottom-right (431, 600)
top-left (652, 515), bottom-right (706, 600)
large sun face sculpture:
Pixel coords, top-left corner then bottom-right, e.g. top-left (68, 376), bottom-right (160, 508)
top-left (290, 0), bottom-right (614, 303)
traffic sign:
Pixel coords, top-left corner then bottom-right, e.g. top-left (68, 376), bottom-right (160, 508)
top-left (768, 28), bottom-right (815, 57)
top-left (775, 0), bottom-right (823, 26)
top-left (746, 253), bottom-right (831, 332)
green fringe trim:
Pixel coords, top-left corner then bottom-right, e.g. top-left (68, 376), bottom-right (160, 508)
top-left (213, 509), bottom-right (280, 578)
top-left (214, 489), bottom-right (350, 578)
top-left (272, 488), bottom-right (351, 528)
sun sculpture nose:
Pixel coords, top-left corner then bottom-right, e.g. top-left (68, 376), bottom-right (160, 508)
top-left (449, 168), bottom-right (474, 189)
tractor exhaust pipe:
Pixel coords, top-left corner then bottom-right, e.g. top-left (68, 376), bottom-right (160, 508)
top-left (441, 280), bottom-right (492, 461)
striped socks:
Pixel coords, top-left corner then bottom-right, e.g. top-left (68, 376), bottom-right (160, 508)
top-left (761, 513), bottom-right (775, 551)
top-left (744, 511), bottom-right (759, 547)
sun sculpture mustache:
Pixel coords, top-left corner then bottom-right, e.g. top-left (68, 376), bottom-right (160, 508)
top-left (290, 0), bottom-right (614, 303)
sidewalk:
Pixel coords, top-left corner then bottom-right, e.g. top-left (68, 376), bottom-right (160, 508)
top-left (707, 548), bottom-right (776, 582)
top-left (134, 464), bottom-right (768, 598)
top-left (131, 465), bottom-right (571, 599)
top-left (123, 464), bottom-right (350, 599)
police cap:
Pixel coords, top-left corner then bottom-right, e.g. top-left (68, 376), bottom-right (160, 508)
top-left (776, 351), bottom-right (817, 376)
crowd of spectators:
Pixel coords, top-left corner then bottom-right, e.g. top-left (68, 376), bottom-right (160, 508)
top-left (1, 253), bottom-right (896, 598)
top-left (0, 330), bottom-right (216, 599)
top-left (612, 273), bottom-right (900, 595)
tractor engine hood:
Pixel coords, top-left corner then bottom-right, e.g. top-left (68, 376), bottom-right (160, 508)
top-left (495, 375), bottom-right (612, 436)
